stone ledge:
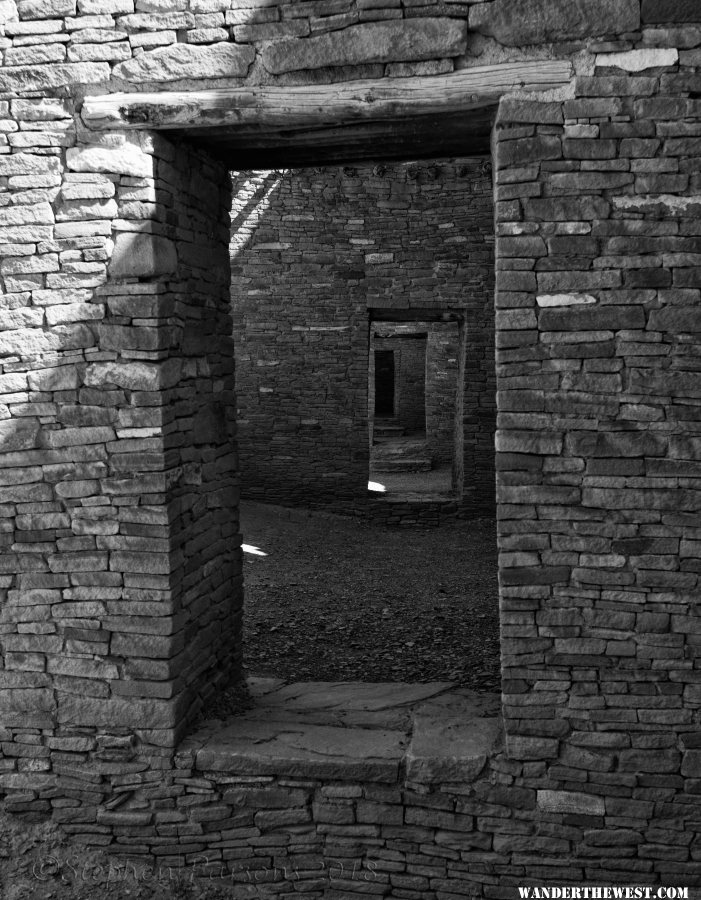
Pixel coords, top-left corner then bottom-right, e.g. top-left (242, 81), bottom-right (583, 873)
top-left (193, 680), bottom-right (501, 786)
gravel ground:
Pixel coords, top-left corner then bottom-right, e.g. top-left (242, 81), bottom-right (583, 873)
top-left (241, 501), bottom-right (501, 691)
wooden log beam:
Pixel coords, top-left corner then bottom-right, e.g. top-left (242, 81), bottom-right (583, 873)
top-left (81, 60), bottom-right (572, 133)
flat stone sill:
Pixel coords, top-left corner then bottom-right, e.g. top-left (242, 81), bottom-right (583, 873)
top-left (179, 680), bottom-right (501, 785)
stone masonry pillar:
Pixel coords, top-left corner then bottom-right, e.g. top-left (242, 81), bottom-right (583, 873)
top-left (0, 107), bottom-right (240, 793)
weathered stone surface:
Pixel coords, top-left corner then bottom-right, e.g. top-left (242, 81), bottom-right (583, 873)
top-left (648, 306), bottom-right (701, 333)
top-left (537, 294), bottom-right (597, 308)
top-left (538, 790), bottom-right (605, 816)
top-left (495, 430), bottom-right (562, 455)
top-left (406, 713), bottom-right (500, 784)
top-left (470, 0), bottom-right (639, 45)
top-left (596, 48), bottom-right (679, 70)
top-left (27, 366), bottom-right (81, 392)
top-left (0, 63), bottom-right (108, 93)
top-left (57, 695), bottom-right (177, 728)
top-left (567, 430), bottom-right (666, 458)
top-left (262, 19), bottom-right (466, 74)
top-left (197, 721), bottom-right (403, 782)
top-left (110, 233), bottom-right (178, 278)
top-left (0, 0), bottom-right (17, 24)
top-left (113, 42), bottom-right (254, 83)
top-left (17, 0), bottom-right (75, 18)
top-left (66, 141), bottom-right (153, 178)
top-left (538, 305), bottom-right (645, 331)
top-left (84, 358), bottom-right (182, 391)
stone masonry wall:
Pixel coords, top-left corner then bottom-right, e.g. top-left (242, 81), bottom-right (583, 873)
top-left (231, 160), bottom-right (495, 515)
top-left (393, 336), bottom-right (427, 434)
top-left (493, 54), bottom-right (701, 888)
top-left (0, 118), bottom-right (239, 782)
top-left (426, 322), bottom-right (462, 466)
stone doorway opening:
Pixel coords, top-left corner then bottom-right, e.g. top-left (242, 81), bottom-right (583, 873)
top-left (225, 155), bottom-right (499, 696)
top-left (368, 315), bottom-right (464, 501)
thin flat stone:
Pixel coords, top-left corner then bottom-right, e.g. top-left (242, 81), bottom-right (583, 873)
top-left (262, 19), bottom-right (466, 75)
top-left (113, 42), bottom-right (254, 83)
top-left (470, 0), bottom-right (639, 45)
top-left (196, 720), bottom-right (404, 782)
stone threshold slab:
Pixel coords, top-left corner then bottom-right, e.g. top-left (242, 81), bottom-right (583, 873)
top-left (184, 680), bottom-right (502, 785)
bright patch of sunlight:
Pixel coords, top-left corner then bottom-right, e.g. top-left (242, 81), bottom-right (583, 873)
top-left (368, 481), bottom-right (386, 493)
top-left (230, 172), bottom-right (284, 257)
top-left (242, 543), bottom-right (268, 557)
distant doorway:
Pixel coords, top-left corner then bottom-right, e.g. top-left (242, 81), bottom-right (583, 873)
top-left (374, 350), bottom-right (396, 417)
top-left (368, 316), bottom-right (462, 500)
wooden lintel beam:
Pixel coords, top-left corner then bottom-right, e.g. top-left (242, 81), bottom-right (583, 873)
top-left (81, 60), bottom-right (572, 133)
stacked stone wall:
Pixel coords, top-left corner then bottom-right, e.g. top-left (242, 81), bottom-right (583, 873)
top-left (493, 49), bottom-right (701, 889)
top-left (0, 116), bottom-right (239, 788)
top-left (231, 160), bottom-right (495, 515)
top-left (391, 336), bottom-right (427, 434)
top-left (1, 0), bottom-right (701, 889)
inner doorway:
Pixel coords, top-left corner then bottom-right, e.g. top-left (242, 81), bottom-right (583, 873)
top-left (368, 316), bottom-right (463, 501)
top-left (228, 156), bottom-right (498, 691)
top-left (374, 349), bottom-right (396, 417)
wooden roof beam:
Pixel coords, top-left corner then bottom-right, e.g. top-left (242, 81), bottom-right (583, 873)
top-left (81, 60), bottom-right (573, 134)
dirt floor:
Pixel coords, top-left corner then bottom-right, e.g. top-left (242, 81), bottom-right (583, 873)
top-left (241, 501), bottom-right (501, 692)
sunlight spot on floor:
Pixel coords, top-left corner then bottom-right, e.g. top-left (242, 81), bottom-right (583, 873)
top-left (242, 543), bottom-right (268, 556)
top-left (368, 480), bottom-right (386, 493)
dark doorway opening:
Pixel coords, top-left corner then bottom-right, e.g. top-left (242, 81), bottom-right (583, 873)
top-left (374, 349), bottom-right (395, 416)
top-left (228, 156), bottom-right (498, 691)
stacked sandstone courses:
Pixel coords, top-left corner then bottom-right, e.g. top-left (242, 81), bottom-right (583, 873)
top-left (0, 118), bottom-right (242, 801)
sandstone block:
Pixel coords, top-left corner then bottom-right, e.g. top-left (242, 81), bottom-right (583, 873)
top-left (470, 0), bottom-right (639, 45)
top-left (537, 294), bottom-right (597, 307)
top-left (507, 736), bottom-right (559, 760)
top-left (596, 48), bottom-right (678, 70)
top-left (113, 42), bottom-right (254, 82)
top-left (57, 695), bottom-right (177, 728)
top-left (110, 551), bottom-right (171, 575)
top-left (0, 63), bottom-right (109, 93)
top-left (0, 0), bottom-right (17, 23)
top-left (648, 306), bottom-right (701, 334)
top-left (619, 749), bottom-right (680, 773)
top-left (0, 419), bottom-right (39, 452)
top-left (17, 0), bottom-right (75, 17)
top-left (538, 790), bottom-right (605, 816)
top-left (78, 0), bottom-right (133, 11)
top-left (495, 430), bottom-right (563, 455)
top-left (682, 750), bottom-right (701, 777)
top-left (0, 203), bottom-right (54, 227)
top-left (498, 135), bottom-right (561, 169)
top-left (499, 99), bottom-right (563, 125)
top-left (66, 141), bottom-right (153, 178)
top-left (262, 19), bottom-right (466, 74)
top-left (27, 366), bottom-right (81, 392)
top-left (110, 233), bottom-right (177, 278)
top-left (110, 631), bottom-right (177, 657)
top-left (567, 430), bottom-right (666, 458)
top-left (538, 304), bottom-right (644, 331)
top-left (84, 358), bottom-right (182, 391)
top-left (524, 197), bottom-right (610, 221)
top-left (42, 426), bottom-right (115, 448)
